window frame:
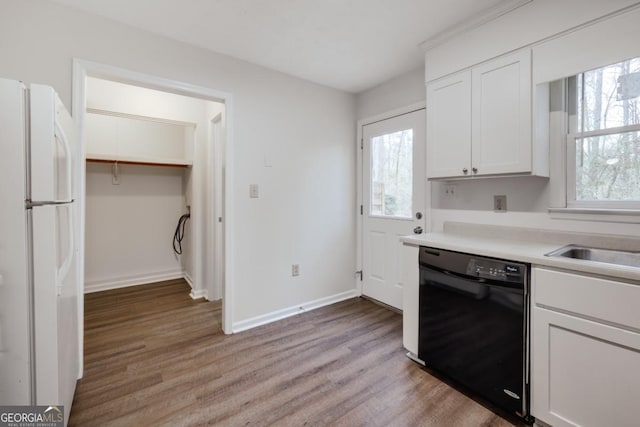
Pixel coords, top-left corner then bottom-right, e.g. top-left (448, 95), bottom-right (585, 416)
top-left (566, 126), bottom-right (640, 210)
top-left (565, 64), bottom-right (640, 211)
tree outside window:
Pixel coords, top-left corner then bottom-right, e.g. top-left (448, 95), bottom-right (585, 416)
top-left (572, 57), bottom-right (640, 203)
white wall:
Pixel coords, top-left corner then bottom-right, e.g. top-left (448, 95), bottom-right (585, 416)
top-left (0, 0), bottom-right (356, 326)
top-left (423, 0), bottom-right (640, 237)
top-left (84, 163), bottom-right (185, 291)
top-left (355, 67), bottom-right (425, 120)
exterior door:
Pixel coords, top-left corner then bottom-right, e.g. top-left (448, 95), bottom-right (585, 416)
top-left (362, 109), bottom-right (426, 309)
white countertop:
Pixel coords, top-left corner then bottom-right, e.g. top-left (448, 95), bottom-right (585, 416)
top-left (401, 232), bottom-right (640, 283)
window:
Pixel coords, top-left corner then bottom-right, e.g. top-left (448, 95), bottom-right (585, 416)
top-left (568, 57), bottom-right (640, 209)
top-left (370, 129), bottom-right (413, 218)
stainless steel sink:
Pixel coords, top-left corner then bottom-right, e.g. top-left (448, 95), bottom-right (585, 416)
top-left (546, 245), bottom-right (640, 268)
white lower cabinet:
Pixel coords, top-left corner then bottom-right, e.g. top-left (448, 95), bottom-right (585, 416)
top-left (532, 268), bottom-right (640, 427)
top-left (401, 244), bottom-right (420, 356)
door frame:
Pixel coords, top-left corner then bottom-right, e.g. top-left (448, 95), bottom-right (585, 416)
top-left (208, 112), bottom-right (225, 301)
top-left (72, 59), bottom-right (236, 377)
top-left (356, 101), bottom-right (427, 296)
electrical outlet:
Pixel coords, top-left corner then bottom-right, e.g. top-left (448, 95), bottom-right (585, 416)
top-left (494, 195), bottom-right (507, 212)
top-left (292, 264), bottom-right (300, 277)
top-left (444, 184), bottom-right (457, 199)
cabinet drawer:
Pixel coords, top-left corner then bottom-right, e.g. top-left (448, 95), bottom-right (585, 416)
top-left (534, 268), bottom-right (640, 330)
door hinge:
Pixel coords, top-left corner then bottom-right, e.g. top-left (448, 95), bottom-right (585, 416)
top-left (360, 205), bottom-right (363, 215)
top-left (360, 138), bottom-right (363, 149)
top-left (356, 270), bottom-right (363, 281)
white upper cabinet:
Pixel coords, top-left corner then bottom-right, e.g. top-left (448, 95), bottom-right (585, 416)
top-left (427, 49), bottom-right (544, 180)
top-left (472, 50), bottom-right (531, 176)
top-left (85, 110), bottom-right (194, 166)
top-left (426, 70), bottom-right (472, 178)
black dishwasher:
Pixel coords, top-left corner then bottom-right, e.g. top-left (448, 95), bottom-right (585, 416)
top-left (418, 246), bottom-right (531, 422)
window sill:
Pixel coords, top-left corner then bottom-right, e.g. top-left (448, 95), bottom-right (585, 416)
top-left (548, 208), bottom-right (640, 224)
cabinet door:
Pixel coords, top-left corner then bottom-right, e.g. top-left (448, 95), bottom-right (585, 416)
top-left (471, 50), bottom-right (531, 175)
top-left (401, 244), bottom-right (419, 356)
top-left (426, 70), bottom-right (471, 179)
top-left (532, 307), bottom-right (640, 427)
top-left (85, 111), bottom-right (193, 165)
top-left (116, 116), bottom-right (187, 161)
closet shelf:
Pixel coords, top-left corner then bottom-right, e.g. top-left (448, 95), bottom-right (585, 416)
top-left (86, 153), bottom-right (192, 168)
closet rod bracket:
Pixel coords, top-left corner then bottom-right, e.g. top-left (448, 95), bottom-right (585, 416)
top-left (112, 161), bottom-right (120, 185)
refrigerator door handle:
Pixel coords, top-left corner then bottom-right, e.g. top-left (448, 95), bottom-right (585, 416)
top-left (26, 200), bottom-right (74, 208)
top-left (57, 204), bottom-right (74, 296)
top-left (54, 119), bottom-right (73, 201)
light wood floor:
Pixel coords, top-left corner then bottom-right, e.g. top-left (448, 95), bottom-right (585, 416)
top-left (69, 279), bottom-right (518, 426)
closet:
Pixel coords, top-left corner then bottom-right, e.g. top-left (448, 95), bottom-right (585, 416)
top-left (83, 77), bottom-right (223, 298)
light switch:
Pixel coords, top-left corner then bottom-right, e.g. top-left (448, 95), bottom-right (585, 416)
top-left (249, 184), bottom-right (259, 198)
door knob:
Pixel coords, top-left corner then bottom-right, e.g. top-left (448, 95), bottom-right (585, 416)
top-left (472, 167), bottom-right (478, 174)
top-left (463, 168), bottom-right (468, 174)
top-left (413, 226), bottom-right (423, 234)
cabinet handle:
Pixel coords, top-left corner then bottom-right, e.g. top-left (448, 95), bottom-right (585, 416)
top-left (472, 167), bottom-right (478, 174)
top-left (463, 168), bottom-right (468, 174)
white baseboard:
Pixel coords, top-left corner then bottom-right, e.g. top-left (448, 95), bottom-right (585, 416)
top-left (84, 269), bottom-right (184, 294)
top-left (183, 272), bottom-right (194, 289)
top-left (184, 273), bottom-right (207, 299)
top-left (189, 289), bottom-right (208, 300)
top-left (232, 289), bottom-right (359, 333)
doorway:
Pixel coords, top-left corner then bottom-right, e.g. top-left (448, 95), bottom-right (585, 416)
top-left (357, 105), bottom-right (426, 310)
top-left (72, 60), bottom-right (234, 377)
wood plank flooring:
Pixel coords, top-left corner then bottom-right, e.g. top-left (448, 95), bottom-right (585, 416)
top-left (69, 279), bottom-right (518, 426)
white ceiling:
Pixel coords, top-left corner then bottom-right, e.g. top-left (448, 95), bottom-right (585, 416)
top-left (49, 0), bottom-right (510, 93)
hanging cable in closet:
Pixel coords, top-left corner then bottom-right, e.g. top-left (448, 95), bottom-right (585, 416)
top-left (173, 212), bottom-right (190, 255)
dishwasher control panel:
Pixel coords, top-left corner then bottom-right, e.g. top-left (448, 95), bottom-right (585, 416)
top-left (467, 258), bottom-right (523, 283)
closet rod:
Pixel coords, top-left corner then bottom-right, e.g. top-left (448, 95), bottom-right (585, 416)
top-left (86, 158), bottom-right (190, 168)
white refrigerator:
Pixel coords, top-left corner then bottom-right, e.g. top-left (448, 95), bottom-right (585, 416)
top-left (0, 78), bottom-right (79, 422)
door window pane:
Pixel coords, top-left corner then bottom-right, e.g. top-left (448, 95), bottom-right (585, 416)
top-left (370, 129), bottom-right (413, 217)
top-left (575, 130), bottom-right (640, 201)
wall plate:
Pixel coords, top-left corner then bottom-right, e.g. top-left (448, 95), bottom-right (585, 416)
top-left (494, 195), bottom-right (507, 212)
